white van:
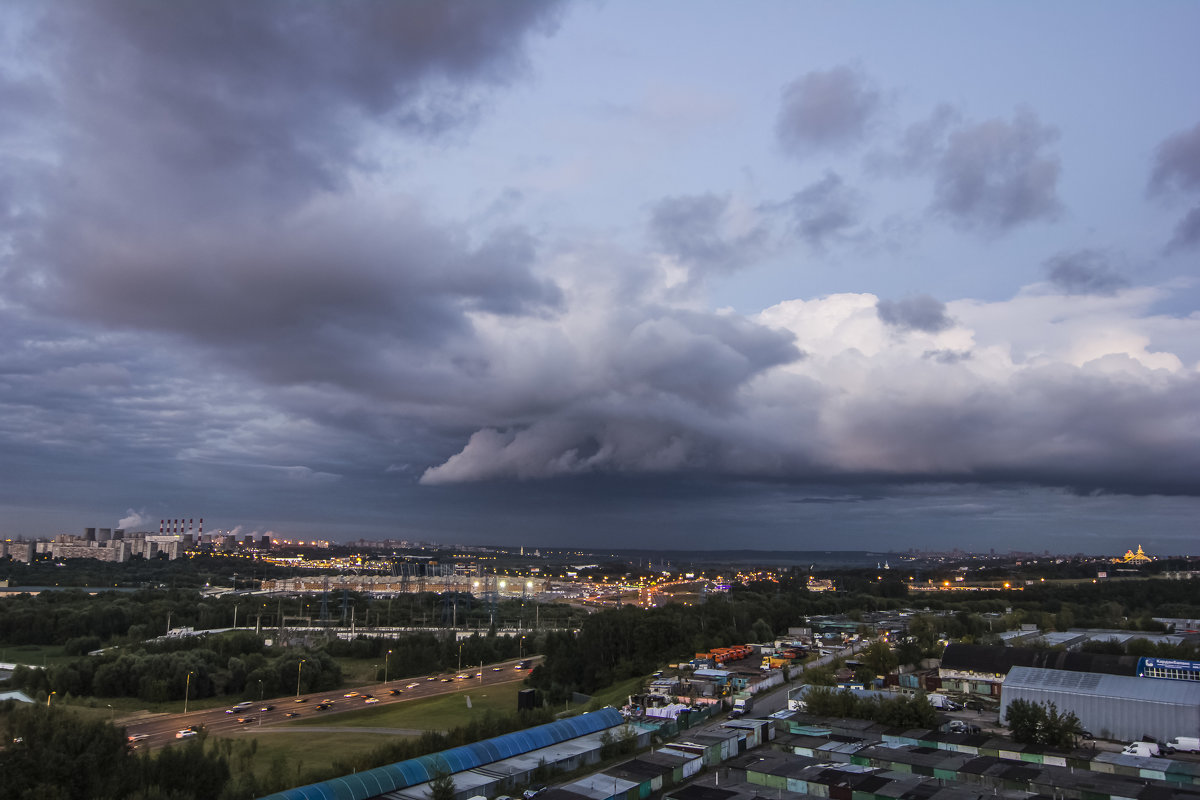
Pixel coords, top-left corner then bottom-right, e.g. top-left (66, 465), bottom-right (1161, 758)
top-left (1166, 736), bottom-right (1199, 753)
top-left (1121, 742), bottom-right (1161, 757)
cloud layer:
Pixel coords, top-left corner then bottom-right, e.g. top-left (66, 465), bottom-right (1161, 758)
top-left (0, 4), bottom-right (1197, 545)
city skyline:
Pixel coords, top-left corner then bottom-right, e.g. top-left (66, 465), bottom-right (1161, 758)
top-left (1, 2), bottom-right (1198, 553)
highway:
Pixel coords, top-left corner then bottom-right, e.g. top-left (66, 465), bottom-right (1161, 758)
top-left (122, 656), bottom-right (539, 751)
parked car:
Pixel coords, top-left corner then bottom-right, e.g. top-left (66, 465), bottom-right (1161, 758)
top-left (523, 786), bottom-right (545, 799)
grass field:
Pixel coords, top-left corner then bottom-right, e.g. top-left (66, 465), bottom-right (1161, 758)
top-left (571, 675), bottom-right (643, 712)
top-left (285, 678), bottom-right (526, 731)
top-left (216, 677), bottom-right (529, 789)
top-left (0, 643), bottom-right (74, 667)
top-left (225, 730), bottom-right (402, 791)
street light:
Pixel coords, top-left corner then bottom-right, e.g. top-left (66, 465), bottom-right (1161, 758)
top-left (258, 679), bottom-right (264, 701)
top-left (458, 642), bottom-right (464, 671)
top-left (296, 659), bottom-right (306, 698)
top-left (385, 650), bottom-right (392, 683)
top-left (184, 671), bottom-right (195, 714)
top-left (46, 691), bottom-right (56, 708)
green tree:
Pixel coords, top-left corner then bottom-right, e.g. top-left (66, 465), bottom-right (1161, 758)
top-left (430, 771), bottom-right (456, 800)
top-left (1004, 698), bottom-right (1043, 743)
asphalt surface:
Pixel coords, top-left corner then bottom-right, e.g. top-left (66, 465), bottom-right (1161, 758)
top-left (121, 656), bottom-right (539, 751)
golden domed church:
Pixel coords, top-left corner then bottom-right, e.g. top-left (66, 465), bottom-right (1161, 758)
top-left (1118, 544), bottom-right (1152, 563)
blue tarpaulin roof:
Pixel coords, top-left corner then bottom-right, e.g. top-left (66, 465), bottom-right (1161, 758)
top-left (259, 707), bottom-right (624, 800)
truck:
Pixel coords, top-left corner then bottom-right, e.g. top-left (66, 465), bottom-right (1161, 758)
top-left (926, 694), bottom-right (961, 711)
top-left (1166, 736), bottom-right (1200, 753)
top-left (1121, 742), bottom-right (1161, 758)
top-left (729, 695), bottom-right (754, 718)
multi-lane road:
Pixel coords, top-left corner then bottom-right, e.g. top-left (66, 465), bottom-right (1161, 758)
top-left (122, 657), bottom-right (539, 750)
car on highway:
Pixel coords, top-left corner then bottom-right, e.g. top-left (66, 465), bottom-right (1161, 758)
top-left (455, 674), bottom-right (470, 679)
top-left (294, 697), bottom-right (308, 703)
top-left (492, 667), bottom-right (502, 671)
top-left (407, 683), bottom-right (420, 689)
top-left (127, 734), bottom-right (150, 743)
top-left (440, 677), bottom-right (452, 682)
top-left (284, 712), bottom-right (300, 718)
top-left (315, 702), bottom-right (332, 710)
top-left (364, 697), bottom-right (380, 704)
top-left (175, 729), bottom-right (197, 739)
top-left (236, 716), bottom-right (256, 724)
top-left (343, 691), bottom-right (359, 698)
top-left (388, 689), bottom-right (402, 695)
top-left (259, 705), bottom-right (274, 712)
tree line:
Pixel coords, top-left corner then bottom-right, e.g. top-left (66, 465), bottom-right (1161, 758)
top-left (10, 632), bottom-right (342, 703)
top-left (800, 686), bottom-right (939, 729)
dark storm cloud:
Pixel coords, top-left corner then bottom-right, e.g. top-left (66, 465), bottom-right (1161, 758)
top-left (867, 103), bottom-right (962, 175)
top-left (24, 0), bottom-right (565, 213)
top-left (876, 295), bottom-right (953, 333)
top-left (421, 308), bottom-right (804, 484)
top-left (932, 109), bottom-right (1062, 232)
top-left (1149, 121), bottom-right (1200, 197)
top-left (778, 172), bottom-right (863, 249)
top-left (648, 193), bottom-right (767, 277)
top-left (1149, 122), bottom-right (1200, 252)
top-left (1, 0), bottom-right (567, 398)
top-left (776, 66), bottom-right (881, 156)
top-left (1167, 206), bottom-right (1200, 252)
top-left (1044, 249), bottom-right (1129, 295)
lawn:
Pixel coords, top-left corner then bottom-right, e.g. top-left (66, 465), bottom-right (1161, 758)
top-left (0, 643), bottom-right (74, 667)
top-left (568, 675), bottom-right (644, 713)
top-left (289, 679), bottom-right (526, 731)
top-left (220, 730), bottom-right (403, 791)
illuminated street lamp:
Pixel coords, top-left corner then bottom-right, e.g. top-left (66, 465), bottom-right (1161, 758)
top-left (46, 691), bottom-right (56, 708)
top-left (184, 671), bottom-right (195, 714)
top-left (296, 659), bottom-right (306, 698)
top-left (385, 650), bottom-right (392, 683)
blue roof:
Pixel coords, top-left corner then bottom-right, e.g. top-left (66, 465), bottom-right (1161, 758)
top-left (259, 707), bottom-right (624, 800)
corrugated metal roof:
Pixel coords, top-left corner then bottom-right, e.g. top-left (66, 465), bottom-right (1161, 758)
top-left (1004, 667), bottom-right (1200, 703)
top-left (259, 707), bottom-right (624, 800)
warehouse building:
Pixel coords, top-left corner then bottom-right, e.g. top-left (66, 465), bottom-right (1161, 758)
top-left (999, 666), bottom-right (1200, 743)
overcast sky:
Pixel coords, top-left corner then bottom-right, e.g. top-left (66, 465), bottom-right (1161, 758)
top-left (1, 1), bottom-right (1198, 554)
